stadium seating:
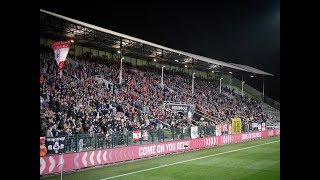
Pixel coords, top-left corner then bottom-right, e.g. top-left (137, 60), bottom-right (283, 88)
top-left (40, 45), bottom-right (276, 137)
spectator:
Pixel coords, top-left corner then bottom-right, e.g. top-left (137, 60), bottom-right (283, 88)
top-left (40, 45), bottom-right (275, 139)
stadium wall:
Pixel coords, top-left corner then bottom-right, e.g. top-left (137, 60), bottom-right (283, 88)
top-left (40, 129), bottom-right (280, 175)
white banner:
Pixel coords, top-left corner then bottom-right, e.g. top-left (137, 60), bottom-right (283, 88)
top-left (78, 139), bottom-right (83, 152)
top-left (133, 131), bottom-right (141, 140)
top-left (215, 130), bottom-right (221, 136)
top-left (252, 123), bottom-right (259, 128)
top-left (258, 124), bottom-right (262, 131)
top-left (261, 123), bottom-right (266, 131)
top-left (223, 124), bottom-right (228, 132)
top-left (191, 126), bottom-right (198, 139)
top-left (142, 130), bottom-right (148, 140)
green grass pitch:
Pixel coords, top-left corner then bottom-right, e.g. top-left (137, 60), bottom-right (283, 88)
top-left (42, 136), bottom-right (280, 180)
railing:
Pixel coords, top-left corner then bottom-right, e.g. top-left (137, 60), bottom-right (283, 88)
top-left (44, 121), bottom-right (275, 156)
top-left (47, 125), bottom-right (215, 155)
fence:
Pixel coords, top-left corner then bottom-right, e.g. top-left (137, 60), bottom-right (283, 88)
top-left (44, 121), bottom-right (274, 156)
top-left (51, 125), bottom-right (215, 154)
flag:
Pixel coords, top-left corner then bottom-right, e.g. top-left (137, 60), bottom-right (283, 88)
top-left (51, 40), bottom-right (72, 77)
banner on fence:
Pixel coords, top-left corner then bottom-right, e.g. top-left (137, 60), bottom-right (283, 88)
top-left (258, 124), bottom-right (262, 131)
top-left (164, 103), bottom-right (195, 119)
top-left (223, 124), bottom-right (228, 132)
top-left (133, 130), bottom-right (141, 140)
top-left (45, 137), bottom-right (66, 155)
top-left (191, 126), bottom-right (198, 139)
top-left (215, 124), bottom-right (222, 136)
top-left (228, 124), bottom-right (232, 134)
top-left (142, 130), bottom-right (148, 140)
top-left (231, 118), bottom-right (242, 134)
top-left (78, 139), bottom-right (83, 152)
top-left (251, 123), bottom-right (258, 128)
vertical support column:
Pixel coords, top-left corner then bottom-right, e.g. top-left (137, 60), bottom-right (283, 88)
top-left (262, 75), bottom-right (265, 101)
top-left (119, 38), bottom-right (123, 84)
top-left (241, 75), bottom-right (244, 97)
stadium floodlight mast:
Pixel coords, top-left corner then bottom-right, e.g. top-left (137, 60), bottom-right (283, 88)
top-left (262, 75), bottom-right (265, 101)
top-left (161, 65), bottom-right (165, 86)
top-left (119, 57), bottom-right (124, 84)
top-left (192, 73), bottom-right (196, 94)
top-left (241, 81), bottom-right (245, 97)
top-left (118, 39), bottom-right (124, 85)
top-left (219, 77), bottom-right (223, 94)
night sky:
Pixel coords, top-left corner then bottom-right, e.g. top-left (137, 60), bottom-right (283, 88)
top-left (41, 1), bottom-right (280, 102)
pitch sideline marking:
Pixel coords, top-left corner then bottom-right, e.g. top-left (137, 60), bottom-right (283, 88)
top-left (100, 140), bottom-right (280, 180)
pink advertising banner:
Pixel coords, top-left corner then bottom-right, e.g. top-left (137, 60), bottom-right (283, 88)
top-left (40, 129), bottom-right (280, 175)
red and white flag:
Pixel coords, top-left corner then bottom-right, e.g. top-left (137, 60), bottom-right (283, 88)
top-left (51, 40), bottom-right (72, 77)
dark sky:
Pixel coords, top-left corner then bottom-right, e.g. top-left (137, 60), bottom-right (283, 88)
top-left (41, 1), bottom-right (280, 102)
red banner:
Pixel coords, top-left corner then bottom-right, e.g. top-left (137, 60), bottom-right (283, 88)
top-left (40, 129), bottom-right (280, 175)
top-left (51, 41), bottom-right (72, 51)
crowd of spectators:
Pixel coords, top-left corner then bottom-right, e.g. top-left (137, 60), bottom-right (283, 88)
top-left (40, 45), bottom-right (272, 138)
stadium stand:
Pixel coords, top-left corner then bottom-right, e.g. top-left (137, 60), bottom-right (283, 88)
top-left (40, 45), bottom-right (277, 139)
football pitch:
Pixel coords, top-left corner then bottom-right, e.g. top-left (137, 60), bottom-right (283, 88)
top-left (41, 136), bottom-right (280, 180)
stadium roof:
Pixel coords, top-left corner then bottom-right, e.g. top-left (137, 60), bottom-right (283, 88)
top-left (40, 9), bottom-right (273, 76)
top-left (230, 63), bottom-right (273, 76)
